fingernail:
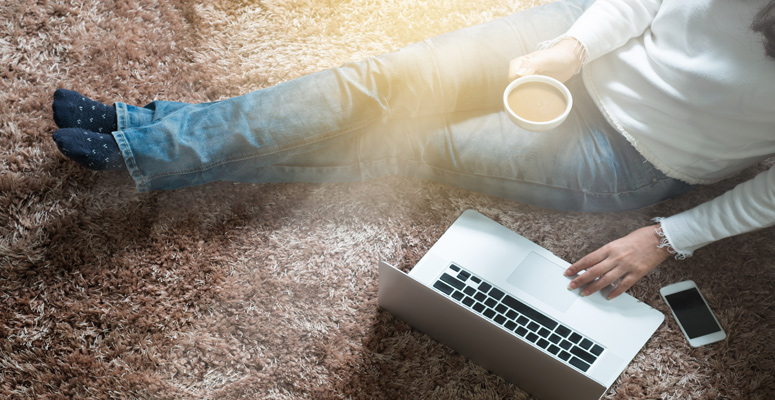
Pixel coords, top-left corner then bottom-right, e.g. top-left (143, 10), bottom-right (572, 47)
top-left (580, 291), bottom-right (588, 297)
top-left (517, 67), bottom-right (529, 76)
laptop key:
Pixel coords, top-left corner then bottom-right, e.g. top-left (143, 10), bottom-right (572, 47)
top-left (495, 304), bottom-right (508, 314)
top-left (473, 302), bottom-right (485, 313)
top-left (590, 344), bottom-right (604, 356)
top-left (462, 296), bottom-right (475, 307)
top-left (568, 332), bottom-right (582, 344)
top-left (569, 356), bottom-right (591, 372)
top-left (504, 321), bottom-right (517, 331)
top-left (516, 316), bottom-right (529, 326)
top-left (526, 332), bottom-right (539, 343)
top-left (488, 287), bottom-right (505, 301)
top-left (558, 350), bottom-right (572, 361)
top-left (478, 282), bottom-right (492, 293)
top-left (527, 322), bottom-right (540, 332)
top-left (494, 314), bottom-right (506, 325)
top-left (548, 333), bottom-right (562, 344)
top-left (483, 309), bottom-right (496, 319)
top-left (506, 310), bottom-right (518, 320)
top-left (570, 346), bottom-right (597, 364)
top-left (474, 292), bottom-right (487, 302)
top-left (559, 339), bottom-right (573, 350)
top-left (451, 291), bottom-right (464, 301)
top-left (548, 344), bottom-right (561, 355)
top-left (537, 328), bottom-right (552, 338)
top-left (440, 273), bottom-right (466, 290)
top-left (501, 295), bottom-right (558, 330)
top-left (515, 327), bottom-right (528, 337)
top-left (537, 338), bottom-right (550, 349)
top-left (485, 298), bottom-right (498, 308)
top-left (579, 338), bottom-right (594, 350)
top-left (457, 270), bottom-right (471, 281)
top-left (449, 264), bottom-right (460, 272)
top-left (555, 325), bottom-right (571, 338)
top-left (433, 280), bottom-right (454, 295)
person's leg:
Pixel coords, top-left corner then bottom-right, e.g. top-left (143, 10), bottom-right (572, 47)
top-left (115, 100), bottom-right (217, 131)
top-left (244, 75), bottom-right (693, 212)
top-left (110, 0), bottom-right (593, 192)
top-left (51, 90), bottom-right (200, 170)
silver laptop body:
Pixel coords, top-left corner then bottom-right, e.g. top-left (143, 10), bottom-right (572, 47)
top-left (378, 210), bottom-right (663, 400)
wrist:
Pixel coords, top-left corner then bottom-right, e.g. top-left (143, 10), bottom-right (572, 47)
top-left (553, 37), bottom-right (586, 71)
top-left (653, 223), bottom-right (679, 259)
top-left (651, 217), bottom-right (693, 260)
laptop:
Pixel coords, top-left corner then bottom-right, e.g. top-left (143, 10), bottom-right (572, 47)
top-left (378, 210), bottom-right (663, 400)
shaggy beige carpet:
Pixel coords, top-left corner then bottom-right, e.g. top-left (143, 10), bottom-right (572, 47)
top-left (2, 0), bottom-right (774, 399)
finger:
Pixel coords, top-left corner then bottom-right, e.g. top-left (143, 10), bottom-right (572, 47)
top-left (606, 275), bottom-right (638, 300)
top-left (508, 57), bottom-right (533, 81)
top-left (565, 249), bottom-right (606, 276)
top-left (568, 258), bottom-right (616, 290)
top-left (579, 267), bottom-right (624, 296)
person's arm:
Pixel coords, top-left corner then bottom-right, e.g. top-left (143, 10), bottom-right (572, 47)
top-left (658, 166), bottom-right (775, 255)
top-left (566, 166), bottom-right (775, 299)
top-left (562, 0), bottom-right (662, 63)
top-left (508, 0), bottom-right (662, 82)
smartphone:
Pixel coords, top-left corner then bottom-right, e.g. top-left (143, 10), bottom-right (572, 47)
top-left (660, 280), bottom-right (726, 347)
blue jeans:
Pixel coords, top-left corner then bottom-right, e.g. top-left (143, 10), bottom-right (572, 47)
top-left (112, 0), bottom-right (691, 212)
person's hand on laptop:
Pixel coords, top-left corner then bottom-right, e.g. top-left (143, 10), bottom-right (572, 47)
top-left (564, 225), bottom-right (672, 299)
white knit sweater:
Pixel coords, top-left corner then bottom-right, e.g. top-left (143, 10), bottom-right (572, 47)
top-left (562, 0), bottom-right (775, 256)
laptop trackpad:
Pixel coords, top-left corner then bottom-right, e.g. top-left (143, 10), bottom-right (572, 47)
top-left (506, 252), bottom-right (578, 313)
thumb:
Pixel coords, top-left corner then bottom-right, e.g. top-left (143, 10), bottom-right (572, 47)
top-left (508, 57), bottom-right (535, 82)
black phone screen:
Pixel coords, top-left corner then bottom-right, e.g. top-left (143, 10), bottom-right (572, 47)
top-left (664, 287), bottom-right (722, 339)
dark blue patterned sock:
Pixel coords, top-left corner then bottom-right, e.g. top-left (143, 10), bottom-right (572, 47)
top-left (53, 128), bottom-right (126, 170)
top-left (52, 89), bottom-right (118, 133)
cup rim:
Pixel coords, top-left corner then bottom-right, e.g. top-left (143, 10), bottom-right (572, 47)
top-left (503, 75), bottom-right (573, 130)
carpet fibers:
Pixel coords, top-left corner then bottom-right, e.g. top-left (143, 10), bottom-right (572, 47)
top-left (1, 0), bottom-right (774, 399)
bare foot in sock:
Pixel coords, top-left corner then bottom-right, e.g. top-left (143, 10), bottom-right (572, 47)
top-left (52, 89), bottom-right (117, 133)
top-left (52, 128), bottom-right (125, 170)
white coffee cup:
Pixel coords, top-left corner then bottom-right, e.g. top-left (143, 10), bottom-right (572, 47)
top-left (503, 75), bottom-right (572, 132)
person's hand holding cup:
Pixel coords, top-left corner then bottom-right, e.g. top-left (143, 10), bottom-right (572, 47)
top-left (505, 38), bottom-right (584, 131)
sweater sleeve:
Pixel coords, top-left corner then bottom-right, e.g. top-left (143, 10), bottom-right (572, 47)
top-left (657, 165), bottom-right (775, 257)
top-left (561, 0), bottom-right (662, 62)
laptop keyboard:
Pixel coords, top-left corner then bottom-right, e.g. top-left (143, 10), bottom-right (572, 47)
top-left (431, 263), bottom-right (605, 373)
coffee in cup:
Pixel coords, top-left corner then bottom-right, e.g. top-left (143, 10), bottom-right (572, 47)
top-left (503, 75), bottom-right (572, 131)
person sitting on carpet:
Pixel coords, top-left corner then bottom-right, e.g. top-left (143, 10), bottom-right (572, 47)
top-left (51, 0), bottom-right (775, 300)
